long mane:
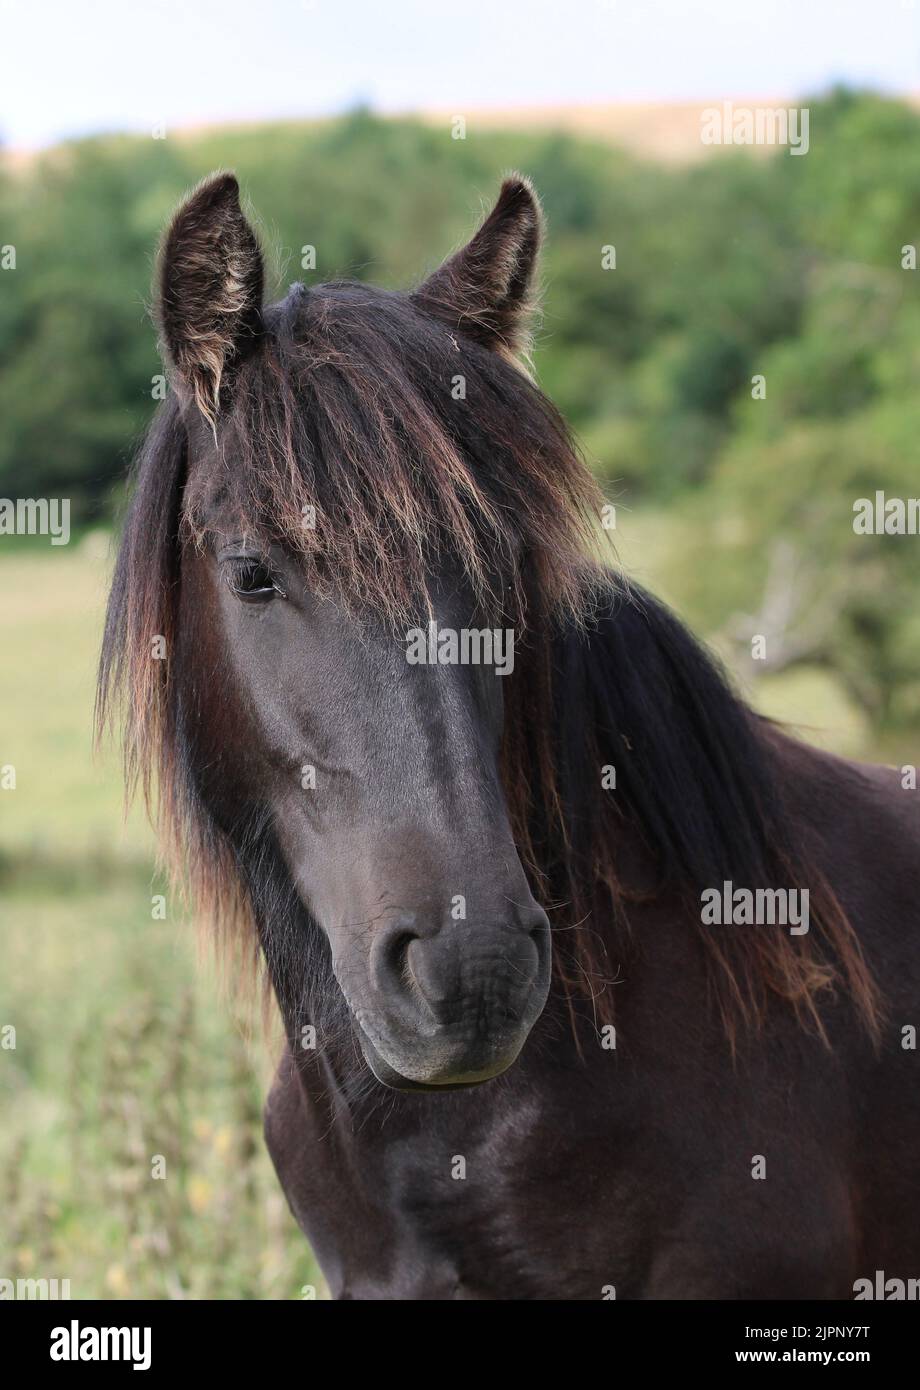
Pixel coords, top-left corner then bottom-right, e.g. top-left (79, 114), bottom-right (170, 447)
top-left (98, 280), bottom-right (880, 1047)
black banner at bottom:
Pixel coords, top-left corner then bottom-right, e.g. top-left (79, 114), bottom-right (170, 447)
top-left (2, 1299), bottom-right (915, 1375)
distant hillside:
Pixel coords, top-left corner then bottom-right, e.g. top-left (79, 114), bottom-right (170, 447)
top-left (414, 94), bottom-right (920, 162)
top-left (417, 99), bottom-right (788, 162)
top-left (8, 94), bottom-right (920, 167)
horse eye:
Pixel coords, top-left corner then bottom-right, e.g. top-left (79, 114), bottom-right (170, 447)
top-left (226, 558), bottom-right (285, 604)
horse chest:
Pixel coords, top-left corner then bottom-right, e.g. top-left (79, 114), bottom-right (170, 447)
top-left (329, 1132), bottom-right (617, 1300)
top-left (277, 1069), bottom-right (641, 1299)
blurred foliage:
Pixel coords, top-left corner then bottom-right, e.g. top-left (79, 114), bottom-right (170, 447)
top-left (1, 89), bottom-right (919, 731)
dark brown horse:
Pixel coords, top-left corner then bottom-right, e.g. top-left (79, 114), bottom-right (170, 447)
top-left (99, 171), bottom-right (920, 1299)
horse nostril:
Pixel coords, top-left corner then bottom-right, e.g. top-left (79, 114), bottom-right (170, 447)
top-left (371, 924), bottom-right (420, 1001)
top-left (370, 908), bottom-right (551, 1021)
top-left (390, 931), bottom-right (417, 991)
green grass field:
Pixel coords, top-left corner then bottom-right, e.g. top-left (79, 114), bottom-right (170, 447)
top-left (0, 531), bottom-right (880, 1299)
top-left (0, 538), bottom-right (323, 1299)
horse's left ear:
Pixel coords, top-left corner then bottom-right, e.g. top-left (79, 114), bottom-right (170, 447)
top-left (156, 171), bottom-right (264, 427)
top-left (412, 175), bottom-right (543, 358)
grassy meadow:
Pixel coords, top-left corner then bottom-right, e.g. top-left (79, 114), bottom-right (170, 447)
top-left (0, 538), bottom-right (324, 1299)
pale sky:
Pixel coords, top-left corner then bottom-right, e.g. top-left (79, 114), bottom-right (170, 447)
top-left (2, 0), bottom-right (919, 148)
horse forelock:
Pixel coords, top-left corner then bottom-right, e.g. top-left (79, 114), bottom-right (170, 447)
top-left (179, 279), bottom-right (605, 635)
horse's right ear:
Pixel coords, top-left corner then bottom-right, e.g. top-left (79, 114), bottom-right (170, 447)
top-left (156, 171), bottom-right (264, 427)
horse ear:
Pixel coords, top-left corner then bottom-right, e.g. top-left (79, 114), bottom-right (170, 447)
top-left (412, 175), bottom-right (543, 358)
top-left (156, 171), bottom-right (264, 426)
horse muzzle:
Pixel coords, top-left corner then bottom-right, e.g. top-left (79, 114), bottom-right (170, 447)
top-left (342, 910), bottom-right (552, 1089)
